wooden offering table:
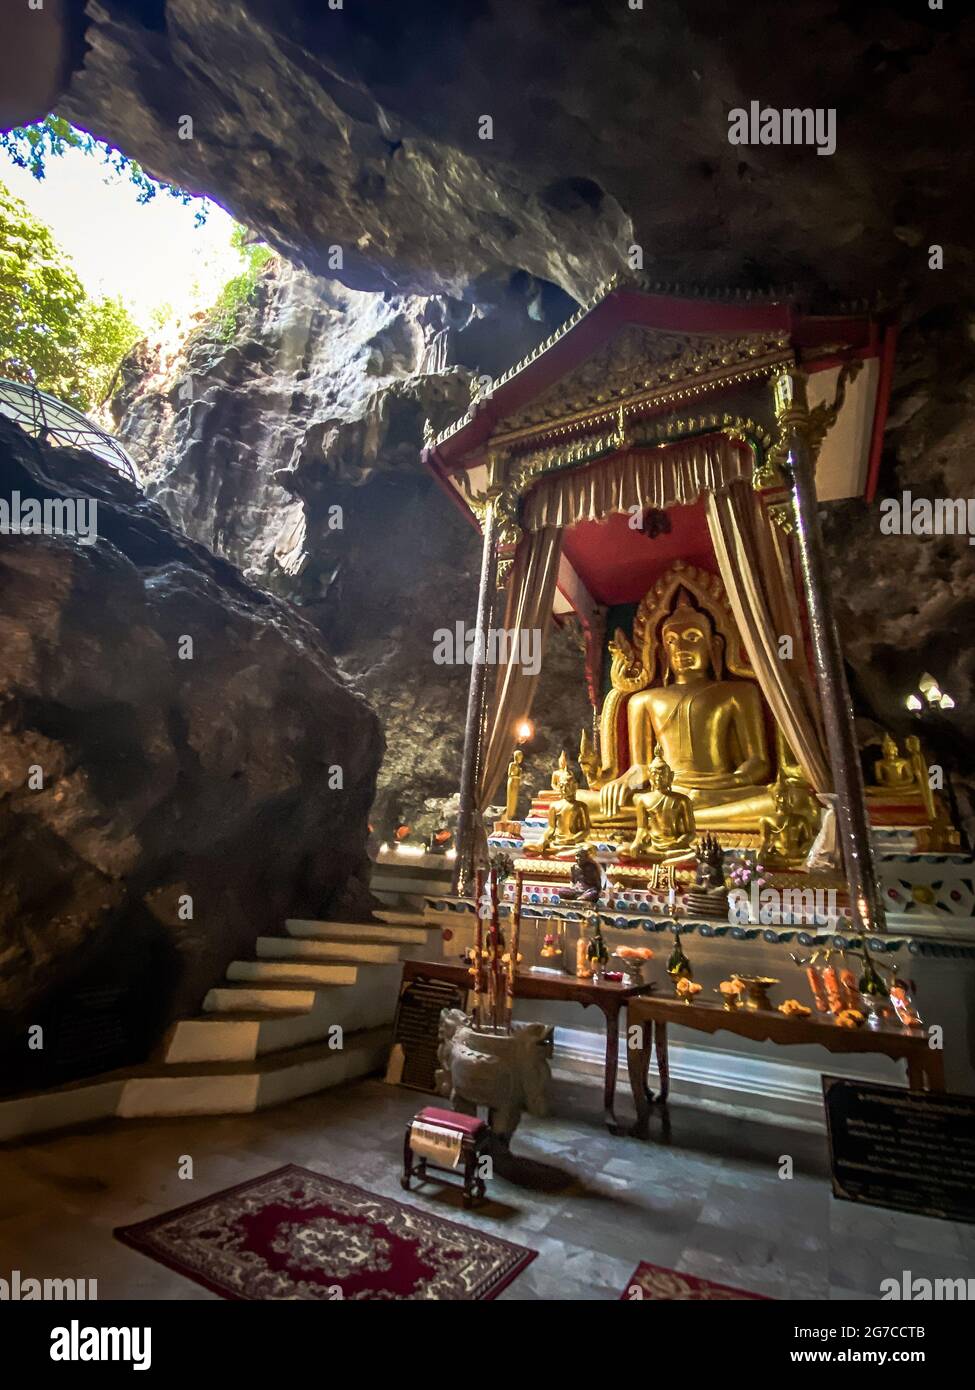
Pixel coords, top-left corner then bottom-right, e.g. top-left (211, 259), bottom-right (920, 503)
top-left (400, 959), bottom-right (654, 1131)
top-left (626, 995), bottom-right (946, 1139)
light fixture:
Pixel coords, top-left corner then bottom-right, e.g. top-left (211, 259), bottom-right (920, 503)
top-left (515, 719), bottom-right (535, 744)
top-left (906, 694), bottom-right (923, 711)
top-left (919, 672), bottom-right (942, 704)
top-left (940, 693), bottom-right (956, 710)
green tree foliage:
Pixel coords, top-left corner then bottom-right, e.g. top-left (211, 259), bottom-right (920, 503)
top-left (0, 180), bottom-right (139, 410)
top-left (207, 226), bottom-right (274, 341)
top-left (0, 115), bottom-right (210, 226)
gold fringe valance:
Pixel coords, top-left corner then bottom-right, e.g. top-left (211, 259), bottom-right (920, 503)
top-left (520, 433), bottom-right (754, 532)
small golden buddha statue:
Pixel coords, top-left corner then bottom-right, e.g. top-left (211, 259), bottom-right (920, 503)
top-left (551, 749), bottom-right (569, 792)
top-left (578, 728), bottom-right (599, 788)
top-left (530, 767), bottom-right (592, 855)
top-left (758, 777), bottom-right (818, 867)
top-left (626, 752), bottom-right (696, 861)
top-left (874, 733), bottom-right (916, 790)
top-left (504, 748), bottom-right (524, 822)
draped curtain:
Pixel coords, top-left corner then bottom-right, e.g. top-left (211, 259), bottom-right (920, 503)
top-left (476, 525), bottom-right (563, 810)
top-left (521, 435), bottom-right (752, 532)
top-left (706, 479), bottom-right (831, 792)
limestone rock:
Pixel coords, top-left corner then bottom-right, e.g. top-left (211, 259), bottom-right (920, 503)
top-left (0, 415), bottom-right (381, 1091)
top-left (61, 2), bottom-right (973, 306)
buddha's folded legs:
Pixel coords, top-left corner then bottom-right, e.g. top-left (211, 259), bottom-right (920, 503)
top-left (687, 786), bottom-right (781, 828)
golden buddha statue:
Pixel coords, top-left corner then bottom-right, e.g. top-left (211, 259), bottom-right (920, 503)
top-left (874, 733), bottom-right (916, 790)
top-left (551, 748), bottom-right (569, 791)
top-left (578, 728), bottom-right (599, 789)
top-left (578, 590), bottom-right (772, 831)
top-left (529, 766), bottom-right (592, 855)
top-left (626, 752), bottom-right (696, 861)
top-left (758, 777), bottom-right (818, 867)
top-left (504, 748), bottom-right (524, 821)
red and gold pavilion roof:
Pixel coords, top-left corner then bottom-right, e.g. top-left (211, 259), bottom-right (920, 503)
top-left (421, 274), bottom-right (895, 617)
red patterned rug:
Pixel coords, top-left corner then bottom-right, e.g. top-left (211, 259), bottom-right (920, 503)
top-left (115, 1165), bottom-right (535, 1300)
top-left (622, 1261), bottom-right (771, 1300)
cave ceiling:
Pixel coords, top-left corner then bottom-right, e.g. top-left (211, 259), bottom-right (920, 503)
top-left (60, 1), bottom-right (973, 314)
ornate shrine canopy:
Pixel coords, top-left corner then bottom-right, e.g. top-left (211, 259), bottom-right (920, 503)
top-left (421, 276), bottom-right (895, 616)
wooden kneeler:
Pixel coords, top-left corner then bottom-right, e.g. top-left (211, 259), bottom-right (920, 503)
top-left (402, 1106), bottom-right (490, 1209)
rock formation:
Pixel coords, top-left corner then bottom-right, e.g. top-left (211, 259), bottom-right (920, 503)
top-left (0, 414), bottom-right (381, 1090)
top-left (111, 258), bottom-right (592, 836)
top-left (59, 2), bottom-right (973, 307)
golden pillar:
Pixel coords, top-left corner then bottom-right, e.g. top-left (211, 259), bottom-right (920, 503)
top-left (453, 497), bottom-right (499, 895)
top-left (772, 367), bottom-right (887, 934)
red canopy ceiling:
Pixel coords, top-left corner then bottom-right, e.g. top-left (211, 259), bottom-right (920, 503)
top-left (561, 499), bottom-right (715, 606)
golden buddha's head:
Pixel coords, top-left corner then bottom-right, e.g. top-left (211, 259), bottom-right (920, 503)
top-left (881, 733), bottom-right (898, 760)
top-left (661, 594), bottom-right (722, 683)
top-left (557, 770), bottom-right (579, 801)
top-left (648, 751), bottom-right (674, 790)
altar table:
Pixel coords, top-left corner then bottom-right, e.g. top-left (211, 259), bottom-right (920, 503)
top-left (399, 959), bottom-right (654, 1131)
top-left (626, 995), bottom-right (946, 1140)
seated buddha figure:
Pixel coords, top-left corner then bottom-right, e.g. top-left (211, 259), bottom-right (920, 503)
top-left (873, 733), bottom-right (916, 791)
top-left (579, 593), bottom-right (772, 831)
top-left (530, 768), bottom-right (592, 855)
top-left (758, 777), bottom-right (818, 867)
top-left (627, 753), bottom-right (696, 861)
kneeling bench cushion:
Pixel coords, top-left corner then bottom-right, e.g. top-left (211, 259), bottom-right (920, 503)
top-left (416, 1106), bottom-right (487, 1137)
top-left (403, 1106), bottom-right (490, 1208)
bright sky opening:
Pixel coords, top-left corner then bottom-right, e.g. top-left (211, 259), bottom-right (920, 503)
top-left (3, 143), bottom-right (245, 332)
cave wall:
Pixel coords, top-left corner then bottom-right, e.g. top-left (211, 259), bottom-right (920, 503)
top-left (112, 259), bottom-right (593, 835)
top-left (0, 415), bottom-right (381, 1089)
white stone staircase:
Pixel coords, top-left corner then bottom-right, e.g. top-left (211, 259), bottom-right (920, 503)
top-left (0, 913), bottom-right (441, 1140)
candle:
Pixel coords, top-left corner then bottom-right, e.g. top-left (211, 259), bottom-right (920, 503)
top-left (508, 871), bottom-right (523, 1032)
top-left (473, 867), bottom-right (484, 1028)
top-left (576, 938), bottom-right (591, 978)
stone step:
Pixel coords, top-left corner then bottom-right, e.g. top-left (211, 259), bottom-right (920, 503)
top-left (374, 909), bottom-right (431, 927)
top-left (203, 984), bottom-right (318, 1014)
top-left (118, 1027), bottom-right (392, 1118)
top-left (166, 967), bottom-right (403, 1063)
top-left (286, 918), bottom-right (429, 945)
top-left (226, 960), bottom-right (359, 986)
top-left (258, 935), bottom-right (401, 965)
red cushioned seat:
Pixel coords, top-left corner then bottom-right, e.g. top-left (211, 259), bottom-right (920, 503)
top-left (415, 1106), bottom-right (486, 1137)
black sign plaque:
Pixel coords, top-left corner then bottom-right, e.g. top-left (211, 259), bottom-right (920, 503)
top-left (386, 974), bottom-right (469, 1094)
top-left (823, 1075), bottom-right (975, 1225)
